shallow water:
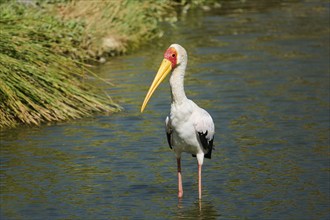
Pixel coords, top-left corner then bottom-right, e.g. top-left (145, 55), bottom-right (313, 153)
top-left (1, 0), bottom-right (329, 219)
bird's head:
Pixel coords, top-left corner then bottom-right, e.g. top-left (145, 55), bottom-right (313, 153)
top-left (164, 44), bottom-right (187, 69)
top-left (141, 44), bottom-right (187, 112)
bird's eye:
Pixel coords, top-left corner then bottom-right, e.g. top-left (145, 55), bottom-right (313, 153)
top-left (172, 54), bottom-right (176, 57)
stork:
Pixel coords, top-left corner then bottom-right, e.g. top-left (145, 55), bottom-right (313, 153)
top-left (141, 44), bottom-right (215, 200)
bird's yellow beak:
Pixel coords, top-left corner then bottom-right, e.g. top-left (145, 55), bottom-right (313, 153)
top-left (141, 59), bottom-right (172, 112)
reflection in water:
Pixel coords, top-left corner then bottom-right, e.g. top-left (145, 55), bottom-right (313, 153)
top-left (177, 199), bottom-right (220, 219)
top-left (1, 0), bottom-right (329, 219)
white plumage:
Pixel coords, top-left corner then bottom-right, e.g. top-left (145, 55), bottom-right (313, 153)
top-left (141, 44), bottom-right (215, 200)
top-left (166, 99), bottom-right (215, 164)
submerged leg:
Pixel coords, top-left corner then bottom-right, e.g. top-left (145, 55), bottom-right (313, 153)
top-left (198, 163), bottom-right (202, 200)
top-left (196, 154), bottom-right (204, 200)
top-left (177, 157), bottom-right (183, 198)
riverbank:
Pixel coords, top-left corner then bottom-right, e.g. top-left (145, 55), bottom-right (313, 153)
top-left (0, 0), bottom-right (218, 129)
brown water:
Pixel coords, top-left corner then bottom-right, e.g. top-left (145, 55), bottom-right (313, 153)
top-left (1, 0), bottom-right (329, 219)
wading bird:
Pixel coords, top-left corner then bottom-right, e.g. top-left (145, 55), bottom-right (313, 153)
top-left (141, 44), bottom-right (215, 200)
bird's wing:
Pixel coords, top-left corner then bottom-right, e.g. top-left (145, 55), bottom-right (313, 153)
top-left (193, 108), bottom-right (215, 159)
top-left (165, 116), bottom-right (172, 149)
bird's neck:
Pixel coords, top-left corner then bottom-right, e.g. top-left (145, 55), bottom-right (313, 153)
top-left (170, 66), bottom-right (187, 104)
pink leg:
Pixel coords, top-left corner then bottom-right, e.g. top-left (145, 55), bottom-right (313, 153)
top-left (198, 163), bottom-right (202, 200)
top-left (177, 158), bottom-right (183, 198)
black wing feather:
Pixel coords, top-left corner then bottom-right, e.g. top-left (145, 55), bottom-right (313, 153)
top-left (165, 116), bottom-right (172, 149)
top-left (197, 131), bottom-right (214, 159)
top-left (166, 131), bottom-right (172, 149)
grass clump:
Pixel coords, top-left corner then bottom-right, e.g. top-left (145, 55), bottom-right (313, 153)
top-left (55, 0), bottom-right (174, 59)
top-left (0, 3), bottom-right (121, 128)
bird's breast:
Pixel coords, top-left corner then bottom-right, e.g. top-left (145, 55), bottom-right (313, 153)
top-left (169, 101), bottom-right (201, 154)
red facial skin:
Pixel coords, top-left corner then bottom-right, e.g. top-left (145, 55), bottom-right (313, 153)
top-left (164, 47), bottom-right (177, 68)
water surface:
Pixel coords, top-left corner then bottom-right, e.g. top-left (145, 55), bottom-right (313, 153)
top-left (1, 0), bottom-right (329, 219)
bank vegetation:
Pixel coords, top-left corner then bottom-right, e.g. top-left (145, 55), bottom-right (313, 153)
top-left (0, 0), bottom-right (218, 129)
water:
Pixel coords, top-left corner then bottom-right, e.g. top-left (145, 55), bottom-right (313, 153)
top-left (1, 0), bottom-right (329, 219)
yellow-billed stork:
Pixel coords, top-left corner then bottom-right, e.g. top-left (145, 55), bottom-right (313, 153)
top-left (141, 44), bottom-right (215, 200)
